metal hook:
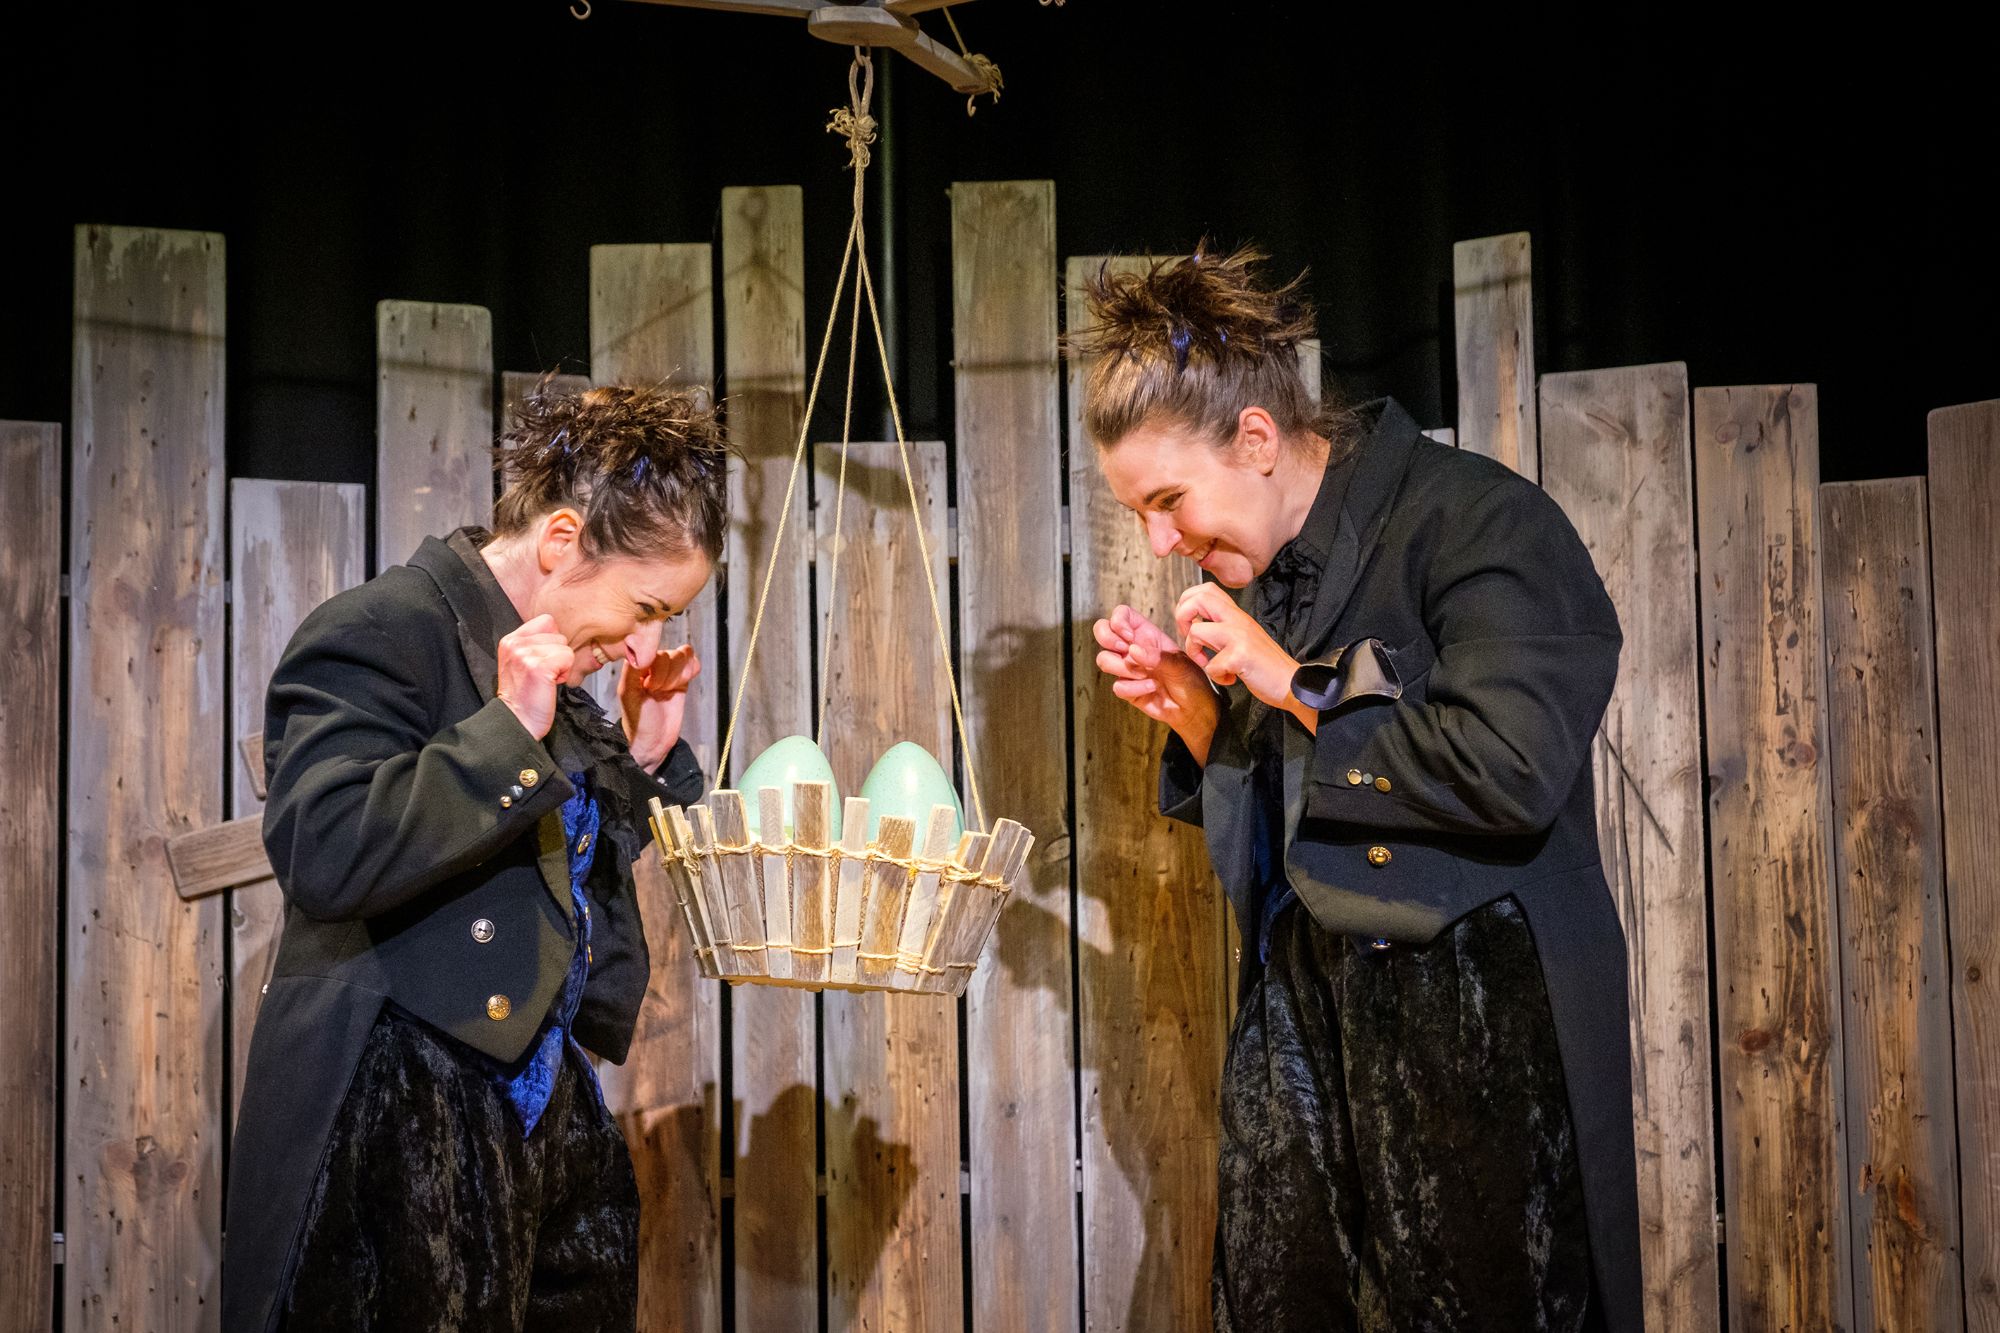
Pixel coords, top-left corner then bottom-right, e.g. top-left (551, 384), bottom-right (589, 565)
top-left (571, 0), bottom-right (591, 18)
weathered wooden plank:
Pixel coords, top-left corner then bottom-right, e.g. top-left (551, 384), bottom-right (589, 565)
top-left (66, 225), bottom-right (227, 1331)
top-left (1693, 384), bottom-right (1852, 1333)
top-left (1540, 364), bottom-right (1718, 1333)
top-left (1, 421), bottom-right (60, 1333)
top-left (1420, 426), bottom-right (1456, 447)
top-left (228, 480), bottom-right (365, 1125)
top-left (1821, 477), bottom-right (1964, 1332)
top-left (719, 184), bottom-right (819, 1333)
top-left (816, 439), bottom-right (962, 1332)
top-left (1453, 232), bottom-right (1537, 480)
top-left (166, 817), bottom-right (268, 899)
top-left (589, 240), bottom-right (724, 1333)
top-left (1067, 255), bottom-right (1228, 1332)
top-left (950, 178), bottom-right (1079, 1333)
top-left (1928, 399), bottom-right (2000, 1333)
top-left (376, 300), bottom-right (493, 570)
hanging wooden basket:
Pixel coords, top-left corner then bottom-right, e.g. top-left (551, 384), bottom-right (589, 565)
top-left (647, 780), bottom-right (1033, 997)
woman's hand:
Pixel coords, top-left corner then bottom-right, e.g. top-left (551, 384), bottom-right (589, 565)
top-left (497, 614), bottom-right (576, 739)
top-left (620, 640), bottom-right (701, 773)
top-left (1173, 584), bottom-right (1317, 731)
top-left (1093, 604), bottom-right (1222, 762)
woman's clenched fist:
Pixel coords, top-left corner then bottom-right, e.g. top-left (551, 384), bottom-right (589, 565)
top-left (496, 613), bottom-right (575, 739)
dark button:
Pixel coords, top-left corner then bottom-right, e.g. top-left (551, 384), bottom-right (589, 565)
top-left (1369, 937), bottom-right (1392, 952)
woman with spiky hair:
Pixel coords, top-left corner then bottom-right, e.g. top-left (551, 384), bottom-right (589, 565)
top-left (224, 382), bottom-right (725, 1333)
top-left (1077, 246), bottom-right (1640, 1333)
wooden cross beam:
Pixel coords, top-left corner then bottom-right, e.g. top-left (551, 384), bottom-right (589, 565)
top-left (621, 0), bottom-right (992, 92)
top-left (166, 742), bottom-right (273, 900)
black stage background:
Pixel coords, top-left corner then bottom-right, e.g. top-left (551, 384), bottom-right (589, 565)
top-left (12, 1), bottom-right (1992, 489)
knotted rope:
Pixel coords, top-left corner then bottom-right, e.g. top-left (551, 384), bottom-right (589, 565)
top-left (717, 48), bottom-right (988, 833)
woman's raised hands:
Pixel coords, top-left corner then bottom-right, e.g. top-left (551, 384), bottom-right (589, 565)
top-left (1092, 603), bottom-right (1222, 763)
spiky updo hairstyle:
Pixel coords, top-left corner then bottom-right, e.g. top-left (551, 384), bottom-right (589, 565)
top-left (1068, 242), bottom-right (1352, 458)
top-left (492, 379), bottom-right (729, 569)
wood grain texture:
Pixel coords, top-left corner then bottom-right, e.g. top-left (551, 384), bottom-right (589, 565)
top-left (719, 185), bottom-right (818, 1333)
top-left (816, 439), bottom-right (962, 1333)
top-left (1821, 478), bottom-right (1964, 1332)
top-left (1693, 384), bottom-right (1852, 1333)
top-left (1067, 255), bottom-right (1228, 1332)
top-left (1927, 400), bottom-right (2000, 1333)
top-left (375, 301), bottom-right (493, 570)
top-left (1, 421), bottom-right (60, 1333)
top-left (227, 480), bottom-right (364, 1125)
top-left (1541, 364), bottom-right (1719, 1333)
top-left (951, 179), bottom-right (1078, 1333)
top-left (66, 225), bottom-right (227, 1331)
top-left (1453, 232), bottom-right (1537, 480)
top-left (166, 817), bottom-right (268, 899)
top-left (589, 241), bottom-right (724, 1333)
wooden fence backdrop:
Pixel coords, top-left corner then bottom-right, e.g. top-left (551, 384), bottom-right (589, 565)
top-left (1, 205), bottom-right (1994, 1333)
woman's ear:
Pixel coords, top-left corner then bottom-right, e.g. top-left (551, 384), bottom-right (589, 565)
top-left (536, 507), bottom-right (585, 573)
top-left (1238, 405), bottom-right (1282, 475)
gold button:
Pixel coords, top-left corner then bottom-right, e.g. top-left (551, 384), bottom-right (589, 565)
top-left (1374, 776), bottom-right (1392, 793)
top-left (499, 794), bottom-right (513, 809)
top-left (519, 768), bottom-right (539, 788)
top-left (1367, 845), bottom-right (1392, 867)
top-left (576, 833), bottom-right (592, 854)
top-left (1346, 769), bottom-right (1364, 786)
top-left (471, 918), bottom-right (495, 944)
top-left (486, 993), bottom-right (512, 1021)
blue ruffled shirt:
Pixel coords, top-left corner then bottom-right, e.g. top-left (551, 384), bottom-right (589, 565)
top-left (500, 770), bottom-right (603, 1135)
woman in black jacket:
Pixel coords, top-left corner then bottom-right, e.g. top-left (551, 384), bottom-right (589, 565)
top-left (224, 383), bottom-right (722, 1333)
top-left (1080, 249), bottom-right (1641, 1333)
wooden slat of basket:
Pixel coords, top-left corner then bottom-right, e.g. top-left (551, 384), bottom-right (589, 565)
top-left (710, 792), bottom-right (767, 978)
top-left (757, 787), bottom-right (794, 981)
top-left (959, 822), bottom-right (1033, 977)
top-left (662, 804), bottom-right (721, 979)
top-left (689, 804), bottom-right (740, 975)
top-left (858, 815), bottom-right (917, 987)
top-left (792, 782), bottom-right (833, 985)
top-left (895, 806), bottom-right (962, 977)
top-left (920, 831), bottom-right (992, 994)
top-left (935, 823), bottom-right (1019, 995)
top-left (830, 798), bottom-right (871, 984)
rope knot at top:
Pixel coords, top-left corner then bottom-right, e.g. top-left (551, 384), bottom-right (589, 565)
top-left (826, 48), bottom-right (878, 169)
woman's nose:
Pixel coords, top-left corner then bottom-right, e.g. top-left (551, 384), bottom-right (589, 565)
top-left (624, 625), bottom-right (662, 669)
top-left (1143, 512), bottom-right (1180, 560)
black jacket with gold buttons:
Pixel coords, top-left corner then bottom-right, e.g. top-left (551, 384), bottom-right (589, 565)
top-left (1159, 399), bottom-right (1642, 1333)
top-left (222, 530), bottom-right (702, 1333)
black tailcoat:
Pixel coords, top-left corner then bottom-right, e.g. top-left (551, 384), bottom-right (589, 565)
top-left (1160, 400), bottom-right (1643, 1332)
top-left (221, 530), bottom-right (702, 1333)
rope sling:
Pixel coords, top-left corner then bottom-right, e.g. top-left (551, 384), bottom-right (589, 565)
top-left (716, 48), bottom-right (989, 835)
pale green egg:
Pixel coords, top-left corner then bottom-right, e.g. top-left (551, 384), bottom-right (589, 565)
top-left (734, 735), bottom-right (842, 842)
top-left (858, 742), bottom-right (964, 846)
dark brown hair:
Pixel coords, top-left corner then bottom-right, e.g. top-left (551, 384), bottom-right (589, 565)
top-left (1067, 242), bottom-right (1354, 456)
top-left (492, 379), bottom-right (729, 565)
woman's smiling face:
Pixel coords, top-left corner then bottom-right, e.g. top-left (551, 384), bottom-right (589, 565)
top-left (1094, 409), bottom-right (1299, 589)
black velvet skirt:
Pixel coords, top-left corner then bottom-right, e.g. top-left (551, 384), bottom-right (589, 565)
top-left (275, 1006), bottom-right (640, 1332)
top-left (1214, 895), bottom-right (1592, 1333)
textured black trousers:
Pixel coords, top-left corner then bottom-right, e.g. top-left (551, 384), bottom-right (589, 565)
top-left (1214, 896), bottom-right (1592, 1333)
top-left (276, 1007), bottom-right (640, 1332)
